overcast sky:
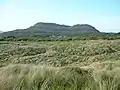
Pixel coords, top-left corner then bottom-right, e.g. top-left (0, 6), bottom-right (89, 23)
top-left (0, 0), bottom-right (120, 32)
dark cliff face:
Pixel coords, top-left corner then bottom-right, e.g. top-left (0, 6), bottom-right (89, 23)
top-left (0, 22), bottom-right (100, 37)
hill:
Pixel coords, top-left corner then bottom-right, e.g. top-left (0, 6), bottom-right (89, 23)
top-left (0, 22), bottom-right (100, 37)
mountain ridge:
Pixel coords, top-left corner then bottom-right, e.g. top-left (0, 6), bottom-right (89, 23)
top-left (0, 22), bottom-right (100, 37)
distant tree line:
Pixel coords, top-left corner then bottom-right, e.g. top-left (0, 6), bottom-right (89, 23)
top-left (0, 33), bottom-right (120, 41)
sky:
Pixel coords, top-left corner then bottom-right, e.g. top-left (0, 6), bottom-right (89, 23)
top-left (0, 0), bottom-right (120, 32)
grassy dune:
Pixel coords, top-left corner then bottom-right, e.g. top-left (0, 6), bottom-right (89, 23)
top-left (0, 40), bottom-right (120, 90)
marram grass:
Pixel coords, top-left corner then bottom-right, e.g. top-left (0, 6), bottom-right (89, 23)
top-left (0, 40), bottom-right (120, 90)
top-left (0, 63), bottom-right (120, 90)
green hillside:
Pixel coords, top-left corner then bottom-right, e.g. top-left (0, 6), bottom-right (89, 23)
top-left (0, 22), bottom-right (100, 37)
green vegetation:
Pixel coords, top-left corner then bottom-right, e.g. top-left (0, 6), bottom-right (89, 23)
top-left (0, 39), bottom-right (120, 90)
top-left (0, 22), bottom-right (100, 37)
top-left (0, 33), bottom-right (120, 41)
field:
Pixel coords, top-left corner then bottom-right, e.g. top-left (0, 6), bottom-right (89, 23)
top-left (0, 40), bottom-right (120, 90)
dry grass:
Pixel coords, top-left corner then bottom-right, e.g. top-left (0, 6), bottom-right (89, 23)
top-left (0, 40), bottom-right (120, 90)
top-left (0, 62), bottom-right (120, 90)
